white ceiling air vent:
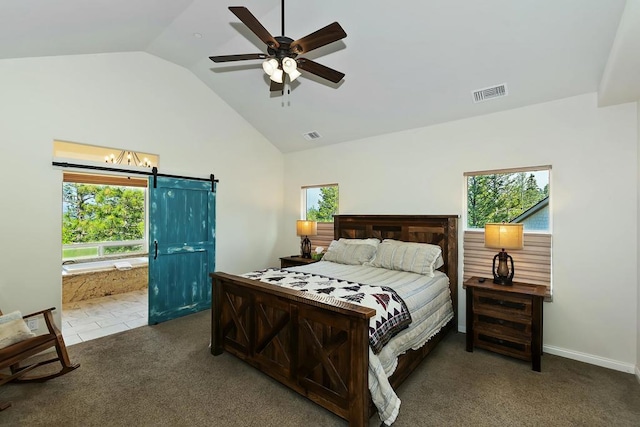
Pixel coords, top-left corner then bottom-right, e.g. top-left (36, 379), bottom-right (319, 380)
top-left (472, 83), bottom-right (508, 103)
top-left (303, 131), bottom-right (322, 141)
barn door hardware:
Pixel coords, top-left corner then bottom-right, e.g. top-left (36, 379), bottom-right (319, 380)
top-left (53, 161), bottom-right (220, 192)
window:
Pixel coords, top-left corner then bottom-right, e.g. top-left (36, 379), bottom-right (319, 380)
top-left (303, 184), bottom-right (339, 222)
top-left (463, 166), bottom-right (552, 292)
top-left (466, 167), bottom-right (550, 231)
top-left (53, 140), bottom-right (158, 168)
top-left (302, 184), bottom-right (339, 251)
top-left (62, 173), bottom-right (147, 260)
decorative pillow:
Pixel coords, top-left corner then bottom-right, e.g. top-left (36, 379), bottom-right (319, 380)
top-left (366, 239), bottom-right (443, 276)
top-left (0, 310), bottom-right (23, 325)
top-left (322, 240), bottom-right (378, 265)
top-left (0, 311), bottom-right (35, 349)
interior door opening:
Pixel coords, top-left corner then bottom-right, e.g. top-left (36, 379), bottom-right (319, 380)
top-left (61, 172), bottom-right (149, 345)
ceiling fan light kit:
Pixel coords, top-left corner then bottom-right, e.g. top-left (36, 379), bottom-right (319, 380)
top-left (209, 0), bottom-right (346, 94)
top-left (282, 57), bottom-right (301, 81)
top-left (270, 68), bottom-right (284, 84)
top-left (262, 58), bottom-right (279, 75)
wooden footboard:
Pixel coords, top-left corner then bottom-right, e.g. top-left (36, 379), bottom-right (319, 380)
top-left (211, 272), bottom-right (375, 426)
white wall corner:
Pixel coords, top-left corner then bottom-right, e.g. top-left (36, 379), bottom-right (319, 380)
top-left (598, 0), bottom-right (640, 107)
top-left (637, 99), bottom-right (640, 385)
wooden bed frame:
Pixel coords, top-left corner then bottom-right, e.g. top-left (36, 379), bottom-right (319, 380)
top-left (210, 215), bottom-right (458, 426)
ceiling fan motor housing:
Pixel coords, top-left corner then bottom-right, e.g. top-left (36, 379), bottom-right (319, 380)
top-left (268, 36), bottom-right (298, 60)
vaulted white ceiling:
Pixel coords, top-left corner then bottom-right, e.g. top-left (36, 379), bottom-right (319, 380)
top-left (1, 0), bottom-right (637, 152)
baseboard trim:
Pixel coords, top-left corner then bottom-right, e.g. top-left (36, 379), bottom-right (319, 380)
top-left (542, 345), bottom-right (635, 374)
top-left (455, 326), bottom-right (637, 375)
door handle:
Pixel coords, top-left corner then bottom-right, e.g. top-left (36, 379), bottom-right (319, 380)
top-left (154, 240), bottom-right (158, 260)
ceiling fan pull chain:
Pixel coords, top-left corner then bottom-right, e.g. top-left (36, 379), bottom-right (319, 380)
top-left (281, 82), bottom-right (291, 107)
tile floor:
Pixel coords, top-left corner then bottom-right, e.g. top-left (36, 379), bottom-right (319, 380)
top-left (62, 289), bottom-right (148, 346)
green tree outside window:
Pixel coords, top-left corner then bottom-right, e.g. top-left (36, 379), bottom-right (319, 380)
top-left (305, 186), bottom-right (338, 222)
top-left (467, 170), bottom-right (549, 230)
top-left (63, 183), bottom-right (145, 254)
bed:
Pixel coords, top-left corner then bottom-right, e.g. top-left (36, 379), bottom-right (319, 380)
top-left (210, 215), bottom-right (458, 426)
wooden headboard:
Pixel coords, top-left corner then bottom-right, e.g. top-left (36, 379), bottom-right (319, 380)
top-left (334, 214), bottom-right (459, 322)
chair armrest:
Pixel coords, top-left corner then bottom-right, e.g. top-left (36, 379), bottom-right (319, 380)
top-left (21, 308), bottom-right (61, 336)
top-left (22, 308), bottom-right (57, 319)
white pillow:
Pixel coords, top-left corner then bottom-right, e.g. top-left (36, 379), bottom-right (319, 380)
top-left (0, 310), bottom-right (23, 325)
top-left (322, 240), bottom-right (378, 265)
top-left (338, 238), bottom-right (380, 247)
top-left (0, 311), bottom-right (36, 349)
top-left (366, 239), bottom-right (443, 276)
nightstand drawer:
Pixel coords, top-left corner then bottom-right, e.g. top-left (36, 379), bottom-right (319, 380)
top-left (473, 289), bottom-right (532, 317)
top-left (474, 330), bottom-right (532, 361)
top-left (474, 313), bottom-right (532, 340)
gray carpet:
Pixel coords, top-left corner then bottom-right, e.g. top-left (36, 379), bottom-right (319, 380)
top-left (1, 310), bottom-right (639, 426)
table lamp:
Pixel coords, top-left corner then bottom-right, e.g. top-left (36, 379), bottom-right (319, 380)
top-left (484, 223), bottom-right (524, 285)
top-left (296, 220), bottom-right (317, 258)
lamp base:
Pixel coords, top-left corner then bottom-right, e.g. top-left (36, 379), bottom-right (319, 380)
top-left (300, 236), bottom-right (312, 259)
top-left (492, 250), bottom-right (515, 286)
top-left (492, 275), bottom-right (513, 286)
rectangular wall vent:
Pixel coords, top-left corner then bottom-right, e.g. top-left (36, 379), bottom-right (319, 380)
top-left (472, 83), bottom-right (508, 103)
top-left (303, 131), bottom-right (321, 141)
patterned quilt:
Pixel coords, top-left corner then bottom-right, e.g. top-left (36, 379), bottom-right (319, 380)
top-left (241, 268), bottom-right (412, 354)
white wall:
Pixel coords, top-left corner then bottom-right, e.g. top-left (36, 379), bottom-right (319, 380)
top-left (283, 93), bottom-right (638, 372)
top-left (637, 99), bottom-right (640, 381)
top-left (0, 52), bottom-right (284, 330)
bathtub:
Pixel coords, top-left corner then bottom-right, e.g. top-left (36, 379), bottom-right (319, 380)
top-left (62, 256), bottom-right (149, 303)
top-left (62, 256), bottom-right (148, 275)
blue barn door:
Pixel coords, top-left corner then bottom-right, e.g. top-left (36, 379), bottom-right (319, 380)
top-left (148, 176), bottom-right (215, 324)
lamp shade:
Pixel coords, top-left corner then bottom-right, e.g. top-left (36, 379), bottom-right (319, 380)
top-left (262, 58), bottom-right (278, 76)
top-left (282, 57), bottom-right (302, 81)
top-left (484, 223), bottom-right (524, 250)
top-left (296, 220), bottom-right (317, 237)
top-left (270, 68), bottom-right (284, 83)
top-left (287, 68), bottom-right (301, 81)
top-left (282, 57), bottom-right (297, 73)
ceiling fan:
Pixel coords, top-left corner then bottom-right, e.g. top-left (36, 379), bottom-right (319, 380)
top-left (209, 0), bottom-right (347, 93)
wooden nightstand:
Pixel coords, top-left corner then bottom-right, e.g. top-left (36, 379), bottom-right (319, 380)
top-left (463, 276), bottom-right (550, 372)
top-left (280, 256), bottom-right (319, 269)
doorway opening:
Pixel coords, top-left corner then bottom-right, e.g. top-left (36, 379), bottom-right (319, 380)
top-left (61, 172), bottom-right (149, 344)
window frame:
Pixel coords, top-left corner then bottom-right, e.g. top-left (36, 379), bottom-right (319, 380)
top-left (301, 184), bottom-right (339, 254)
top-left (301, 183), bottom-right (339, 222)
top-left (463, 165), bottom-right (552, 233)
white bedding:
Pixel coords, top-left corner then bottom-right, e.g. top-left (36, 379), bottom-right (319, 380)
top-left (284, 260), bottom-right (454, 425)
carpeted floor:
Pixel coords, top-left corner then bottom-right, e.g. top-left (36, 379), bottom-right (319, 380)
top-left (1, 310), bottom-right (639, 426)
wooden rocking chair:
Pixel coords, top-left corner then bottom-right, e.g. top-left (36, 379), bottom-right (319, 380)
top-left (0, 307), bottom-right (79, 410)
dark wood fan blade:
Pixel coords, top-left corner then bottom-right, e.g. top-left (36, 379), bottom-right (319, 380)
top-left (296, 58), bottom-right (345, 83)
top-left (290, 22), bottom-right (346, 55)
top-left (209, 53), bottom-right (267, 63)
top-left (229, 7), bottom-right (279, 49)
top-left (270, 80), bottom-right (284, 92)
